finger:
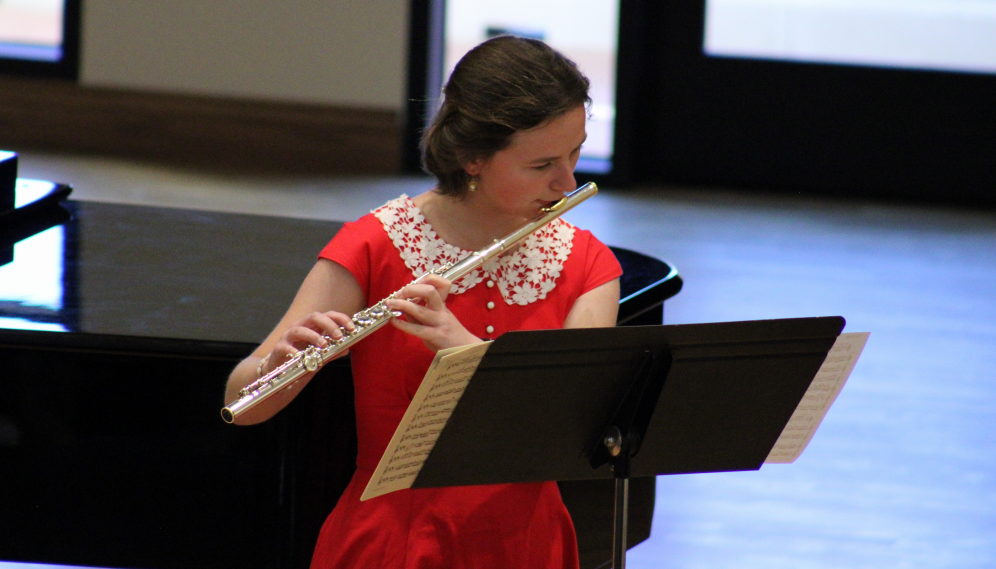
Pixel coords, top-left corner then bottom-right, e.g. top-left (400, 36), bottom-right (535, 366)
top-left (326, 311), bottom-right (356, 331)
top-left (399, 283), bottom-right (445, 311)
top-left (270, 342), bottom-right (300, 368)
top-left (420, 274), bottom-right (453, 301)
top-left (284, 325), bottom-right (329, 348)
top-left (305, 312), bottom-right (346, 340)
top-left (390, 315), bottom-right (430, 339)
top-left (386, 298), bottom-right (434, 326)
top-left (398, 283), bottom-right (431, 299)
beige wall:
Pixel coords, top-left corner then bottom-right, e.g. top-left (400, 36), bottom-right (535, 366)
top-left (79, 0), bottom-right (410, 110)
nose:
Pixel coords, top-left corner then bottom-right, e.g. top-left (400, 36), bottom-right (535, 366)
top-left (552, 161), bottom-right (576, 193)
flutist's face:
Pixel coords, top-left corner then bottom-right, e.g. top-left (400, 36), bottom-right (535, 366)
top-left (467, 104), bottom-right (587, 219)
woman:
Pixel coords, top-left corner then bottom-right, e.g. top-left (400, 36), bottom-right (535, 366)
top-left (225, 35), bottom-right (622, 568)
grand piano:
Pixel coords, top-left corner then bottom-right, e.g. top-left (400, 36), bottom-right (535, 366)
top-left (0, 172), bottom-right (681, 569)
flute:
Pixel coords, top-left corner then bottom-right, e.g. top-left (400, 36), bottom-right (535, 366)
top-left (221, 182), bottom-right (598, 424)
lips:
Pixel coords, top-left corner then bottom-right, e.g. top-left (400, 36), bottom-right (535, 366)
top-left (544, 196), bottom-right (566, 207)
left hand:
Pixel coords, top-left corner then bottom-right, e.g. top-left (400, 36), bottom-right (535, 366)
top-left (385, 274), bottom-right (481, 352)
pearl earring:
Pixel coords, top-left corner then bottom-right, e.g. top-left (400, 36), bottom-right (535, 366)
top-left (468, 179), bottom-right (478, 192)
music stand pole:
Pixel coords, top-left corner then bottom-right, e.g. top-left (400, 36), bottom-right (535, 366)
top-left (604, 426), bottom-right (633, 569)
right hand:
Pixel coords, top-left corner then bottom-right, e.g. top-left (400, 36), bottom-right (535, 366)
top-left (386, 274), bottom-right (479, 352)
top-left (262, 310), bottom-right (355, 376)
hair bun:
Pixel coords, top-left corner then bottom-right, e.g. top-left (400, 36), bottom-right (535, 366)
top-left (421, 36), bottom-right (590, 197)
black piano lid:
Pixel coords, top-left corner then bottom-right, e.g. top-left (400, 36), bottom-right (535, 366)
top-left (0, 200), bottom-right (343, 357)
top-left (0, 200), bottom-right (681, 357)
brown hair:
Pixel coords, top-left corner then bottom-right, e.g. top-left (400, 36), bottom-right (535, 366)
top-left (421, 35), bottom-right (591, 197)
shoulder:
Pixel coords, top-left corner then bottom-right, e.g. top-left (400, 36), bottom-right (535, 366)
top-left (320, 196), bottom-right (413, 255)
top-left (317, 197), bottom-right (413, 298)
top-left (318, 213), bottom-right (382, 259)
top-left (337, 211), bottom-right (386, 240)
top-left (563, 224), bottom-right (620, 270)
top-left (560, 222), bottom-right (622, 294)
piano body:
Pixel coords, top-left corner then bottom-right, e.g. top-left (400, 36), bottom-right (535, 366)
top-left (0, 194), bottom-right (681, 569)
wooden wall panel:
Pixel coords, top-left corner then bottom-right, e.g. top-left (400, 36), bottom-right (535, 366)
top-left (0, 77), bottom-right (402, 175)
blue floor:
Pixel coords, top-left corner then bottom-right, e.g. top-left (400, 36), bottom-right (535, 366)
top-left (564, 192), bottom-right (996, 568)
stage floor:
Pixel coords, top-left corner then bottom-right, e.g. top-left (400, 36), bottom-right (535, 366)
top-left (12, 151), bottom-right (996, 569)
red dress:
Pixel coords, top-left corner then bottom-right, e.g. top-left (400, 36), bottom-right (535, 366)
top-left (311, 196), bottom-right (622, 569)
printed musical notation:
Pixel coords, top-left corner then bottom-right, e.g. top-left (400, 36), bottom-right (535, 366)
top-left (765, 332), bottom-right (870, 464)
top-left (360, 341), bottom-right (493, 501)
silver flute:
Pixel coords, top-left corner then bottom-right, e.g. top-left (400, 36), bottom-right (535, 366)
top-left (221, 182), bottom-right (598, 423)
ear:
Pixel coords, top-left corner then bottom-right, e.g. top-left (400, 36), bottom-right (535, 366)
top-left (463, 157), bottom-right (485, 177)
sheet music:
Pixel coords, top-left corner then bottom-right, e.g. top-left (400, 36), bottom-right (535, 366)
top-left (765, 332), bottom-right (869, 464)
top-left (360, 341), bottom-right (493, 501)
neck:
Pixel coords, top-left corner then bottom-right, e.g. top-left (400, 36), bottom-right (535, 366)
top-left (414, 191), bottom-right (534, 251)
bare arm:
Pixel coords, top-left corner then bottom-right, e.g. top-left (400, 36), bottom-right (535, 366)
top-left (225, 258), bottom-right (365, 425)
top-left (563, 278), bottom-right (620, 329)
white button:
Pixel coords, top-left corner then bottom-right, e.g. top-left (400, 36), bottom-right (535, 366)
top-left (486, 280), bottom-right (495, 288)
top-left (487, 301), bottom-right (495, 309)
top-left (486, 325), bottom-right (494, 334)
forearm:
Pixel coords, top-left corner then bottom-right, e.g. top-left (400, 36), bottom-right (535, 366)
top-left (223, 260), bottom-right (364, 425)
top-left (224, 355), bottom-right (317, 425)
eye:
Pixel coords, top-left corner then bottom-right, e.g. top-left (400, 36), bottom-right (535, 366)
top-left (534, 162), bottom-right (552, 170)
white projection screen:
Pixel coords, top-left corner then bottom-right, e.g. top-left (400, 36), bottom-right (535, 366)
top-left (705, 0), bottom-right (996, 75)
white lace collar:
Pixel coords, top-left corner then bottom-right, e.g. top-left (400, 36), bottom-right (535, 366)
top-left (372, 194), bottom-right (576, 306)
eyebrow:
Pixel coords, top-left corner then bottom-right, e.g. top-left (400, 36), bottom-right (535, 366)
top-left (529, 135), bottom-right (588, 164)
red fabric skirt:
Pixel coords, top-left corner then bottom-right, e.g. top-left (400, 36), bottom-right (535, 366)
top-left (310, 468), bottom-right (580, 569)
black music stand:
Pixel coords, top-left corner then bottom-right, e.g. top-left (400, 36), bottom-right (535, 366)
top-left (411, 316), bottom-right (845, 568)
